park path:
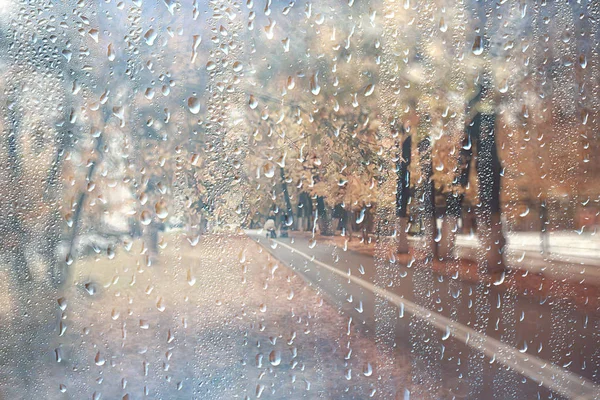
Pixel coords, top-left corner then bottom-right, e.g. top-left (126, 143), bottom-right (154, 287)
top-left (1, 233), bottom-right (422, 399)
top-left (247, 230), bottom-right (600, 400)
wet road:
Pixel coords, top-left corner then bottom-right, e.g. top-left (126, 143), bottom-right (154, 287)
top-left (248, 231), bottom-right (600, 400)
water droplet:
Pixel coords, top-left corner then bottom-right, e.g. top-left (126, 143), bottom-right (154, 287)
top-left (248, 95), bottom-right (258, 109)
top-left (57, 297), bottom-right (67, 311)
top-left (310, 72), bottom-right (321, 95)
top-left (144, 29), bottom-right (157, 45)
top-left (442, 326), bottom-right (451, 340)
top-left (262, 162), bottom-right (275, 178)
top-left (155, 200), bottom-right (169, 219)
top-left (286, 76), bottom-right (295, 90)
top-left (156, 297), bottom-right (165, 312)
top-left (84, 282), bottom-right (97, 295)
top-left (492, 270), bottom-right (506, 286)
top-left (439, 17), bottom-right (447, 32)
top-left (145, 87), bottom-right (155, 100)
top-left (356, 208), bottom-right (366, 224)
top-left (188, 97), bottom-right (200, 114)
top-left (88, 29), bottom-right (99, 43)
top-left (191, 35), bottom-right (202, 63)
top-left (206, 61), bottom-right (217, 71)
top-left (95, 351), bottom-right (105, 366)
top-left (256, 384), bottom-right (265, 398)
top-left (579, 53), bottom-right (587, 69)
top-left (519, 341), bottom-right (528, 353)
top-left (264, 18), bottom-right (276, 39)
top-left (187, 268), bottom-right (196, 286)
top-left (355, 301), bottom-right (363, 313)
top-left (62, 49), bottom-right (72, 62)
top-left (472, 36), bottom-right (483, 55)
top-left (345, 368), bottom-right (352, 380)
top-left (140, 210), bottom-right (152, 225)
top-left (269, 350), bottom-right (281, 366)
top-left (107, 43), bottom-right (116, 61)
top-left (498, 79), bottom-right (509, 93)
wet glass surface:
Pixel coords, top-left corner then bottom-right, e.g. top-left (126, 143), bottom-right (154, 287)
top-left (0, 0), bottom-right (599, 399)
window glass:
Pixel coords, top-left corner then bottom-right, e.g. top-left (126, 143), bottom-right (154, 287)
top-left (1, 0), bottom-right (599, 399)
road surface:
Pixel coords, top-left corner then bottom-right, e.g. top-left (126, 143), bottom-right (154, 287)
top-left (247, 230), bottom-right (600, 400)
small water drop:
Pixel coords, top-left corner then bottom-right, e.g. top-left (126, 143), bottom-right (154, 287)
top-left (156, 297), bottom-right (165, 312)
top-left (248, 95), bottom-right (258, 109)
top-left (187, 97), bottom-right (200, 114)
top-left (84, 282), bottom-right (97, 296)
top-left (269, 350), bottom-right (281, 366)
top-left (439, 16), bottom-right (447, 32)
top-left (206, 61), bottom-right (217, 71)
top-left (140, 210), bottom-right (152, 225)
top-left (144, 29), bottom-right (157, 45)
top-left (95, 351), bottom-right (105, 366)
top-left (579, 53), bottom-right (587, 69)
top-left (356, 208), bottom-right (366, 224)
top-left (264, 18), bottom-right (276, 39)
top-left (155, 200), bottom-right (169, 219)
top-left (472, 36), bottom-right (483, 55)
top-left (262, 162), bottom-right (275, 178)
top-left (187, 268), bottom-right (196, 286)
top-left (310, 71), bottom-right (321, 95)
top-left (107, 43), bottom-right (116, 61)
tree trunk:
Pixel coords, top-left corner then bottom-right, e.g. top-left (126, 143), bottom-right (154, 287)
top-left (471, 112), bottom-right (506, 274)
top-left (316, 196), bottom-right (333, 236)
top-left (395, 134), bottom-right (412, 253)
top-left (439, 136), bottom-right (472, 260)
top-left (417, 138), bottom-right (437, 259)
top-left (4, 113), bottom-right (32, 284)
top-left (344, 208), bottom-right (354, 241)
top-left (297, 192), bottom-right (312, 232)
top-left (540, 200), bottom-right (549, 254)
top-left (65, 134), bottom-right (105, 282)
top-left (280, 167), bottom-right (294, 229)
top-left (438, 194), bottom-right (461, 260)
top-left (44, 132), bottom-right (72, 286)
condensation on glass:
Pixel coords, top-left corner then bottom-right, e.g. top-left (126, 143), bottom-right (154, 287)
top-left (0, 0), bottom-right (599, 399)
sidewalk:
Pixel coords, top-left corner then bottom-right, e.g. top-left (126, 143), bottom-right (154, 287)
top-left (248, 230), bottom-right (600, 399)
top-left (0, 233), bottom-right (424, 399)
top-left (280, 230), bottom-right (600, 312)
top-left (451, 231), bottom-right (600, 284)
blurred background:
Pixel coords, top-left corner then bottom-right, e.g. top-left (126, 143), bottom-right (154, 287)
top-left (0, 0), bottom-right (599, 399)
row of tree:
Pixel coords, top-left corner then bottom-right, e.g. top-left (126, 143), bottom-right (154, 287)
top-left (1, 0), bottom-right (599, 288)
